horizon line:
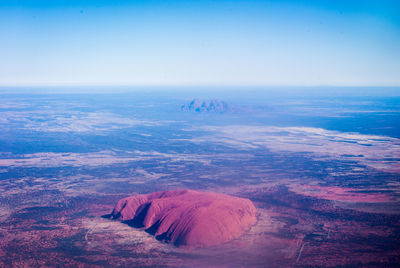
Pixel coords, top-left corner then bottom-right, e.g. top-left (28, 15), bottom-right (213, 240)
top-left (1, 84), bottom-right (400, 88)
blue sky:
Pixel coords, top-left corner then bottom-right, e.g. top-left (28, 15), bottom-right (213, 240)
top-left (1, 0), bottom-right (399, 86)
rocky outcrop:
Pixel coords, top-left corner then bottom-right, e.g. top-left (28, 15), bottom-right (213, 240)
top-left (181, 99), bottom-right (230, 113)
top-left (111, 190), bottom-right (257, 247)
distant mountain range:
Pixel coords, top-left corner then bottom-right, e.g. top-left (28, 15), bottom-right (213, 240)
top-left (181, 99), bottom-right (231, 113)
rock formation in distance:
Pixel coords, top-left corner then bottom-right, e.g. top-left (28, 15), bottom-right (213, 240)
top-left (110, 189), bottom-right (257, 248)
top-left (181, 99), bottom-right (230, 113)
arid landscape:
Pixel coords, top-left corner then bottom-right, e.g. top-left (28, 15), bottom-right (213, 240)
top-left (0, 91), bottom-right (399, 267)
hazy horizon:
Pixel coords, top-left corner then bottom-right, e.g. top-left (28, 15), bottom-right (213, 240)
top-left (1, 85), bottom-right (400, 98)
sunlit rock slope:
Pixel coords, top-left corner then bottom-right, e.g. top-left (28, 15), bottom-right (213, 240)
top-left (111, 189), bottom-right (257, 247)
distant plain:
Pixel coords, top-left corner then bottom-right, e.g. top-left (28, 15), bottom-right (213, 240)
top-left (0, 87), bottom-right (399, 267)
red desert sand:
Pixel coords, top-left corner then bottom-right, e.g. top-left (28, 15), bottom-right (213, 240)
top-left (111, 189), bottom-right (257, 247)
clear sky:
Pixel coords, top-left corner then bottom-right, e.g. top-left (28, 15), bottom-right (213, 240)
top-left (1, 0), bottom-right (399, 86)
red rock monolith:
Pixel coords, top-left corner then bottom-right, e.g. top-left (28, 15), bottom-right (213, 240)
top-left (111, 189), bottom-right (257, 248)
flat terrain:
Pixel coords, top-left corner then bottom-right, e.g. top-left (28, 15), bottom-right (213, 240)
top-left (0, 89), bottom-right (399, 267)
